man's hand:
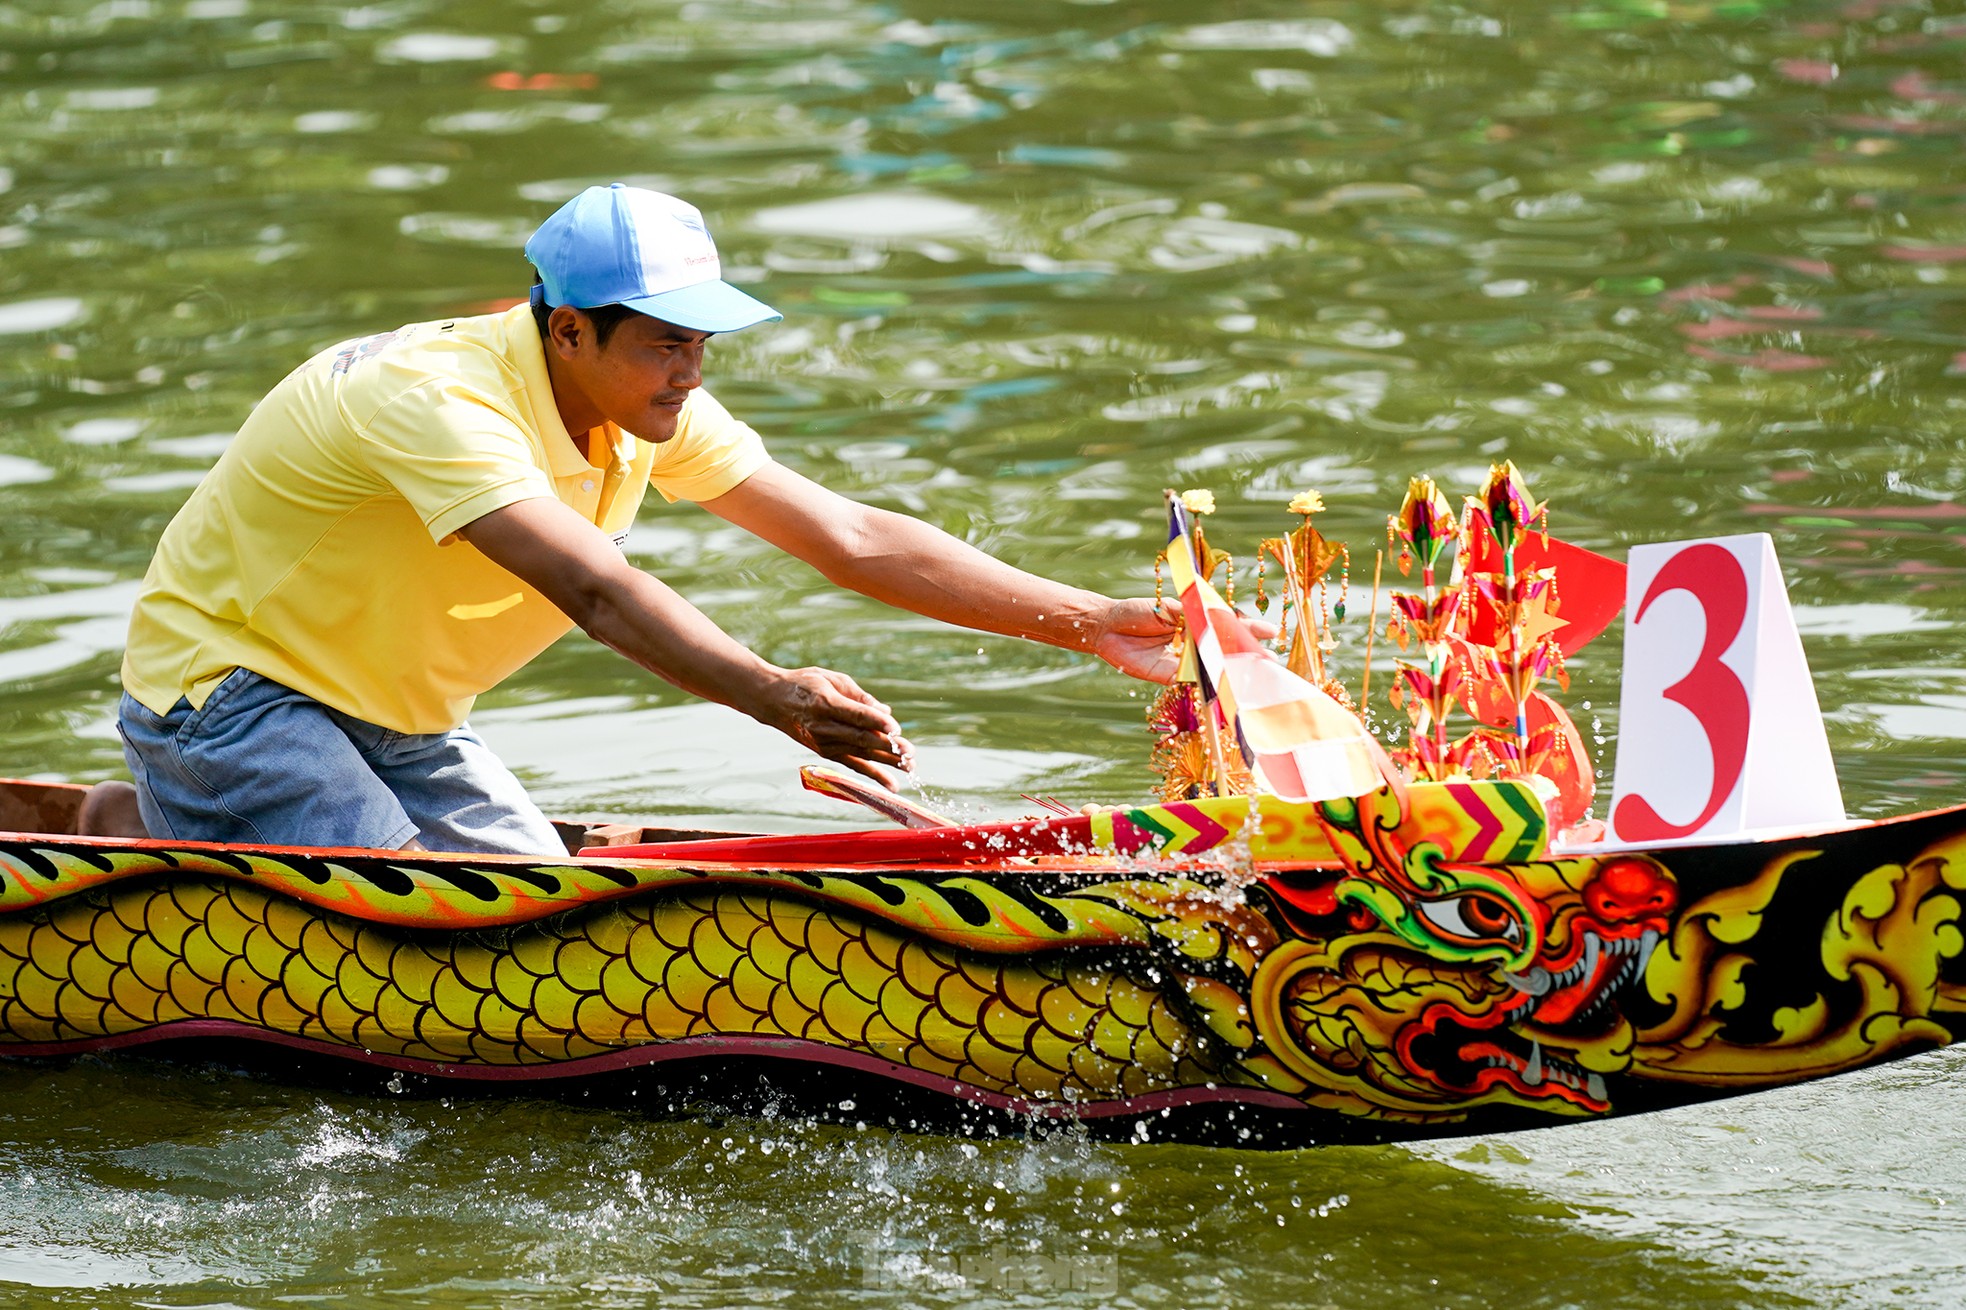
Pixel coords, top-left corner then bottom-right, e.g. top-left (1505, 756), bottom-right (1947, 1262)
top-left (1089, 598), bottom-right (1283, 684)
top-left (1090, 598), bottom-right (1183, 683)
top-left (752, 666), bottom-right (913, 788)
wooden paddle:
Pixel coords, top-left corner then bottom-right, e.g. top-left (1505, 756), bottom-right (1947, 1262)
top-left (799, 765), bottom-right (956, 830)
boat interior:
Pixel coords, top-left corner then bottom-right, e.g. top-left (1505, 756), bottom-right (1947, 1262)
top-left (0, 777), bottom-right (754, 857)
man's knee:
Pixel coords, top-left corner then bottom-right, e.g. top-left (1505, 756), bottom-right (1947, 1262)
top-left (77, 780), bottom-right (149, 838)
top-left (118, 673), bottom-right (415, 850)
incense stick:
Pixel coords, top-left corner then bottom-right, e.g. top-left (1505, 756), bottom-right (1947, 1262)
top-left (1360, 548), bottom-right (1384, 711)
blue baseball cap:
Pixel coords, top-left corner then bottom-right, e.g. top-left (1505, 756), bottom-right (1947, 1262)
top-left (524, 183), bottom-right (781, 334)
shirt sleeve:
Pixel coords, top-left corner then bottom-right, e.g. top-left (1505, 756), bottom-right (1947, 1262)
top-left (352, 380), bottom-right (555, 544)
top-left (646, 386), bottom-right (770, 504)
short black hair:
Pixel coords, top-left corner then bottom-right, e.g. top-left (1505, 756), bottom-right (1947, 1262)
top-left (530, 275), bottom-right (641, 348)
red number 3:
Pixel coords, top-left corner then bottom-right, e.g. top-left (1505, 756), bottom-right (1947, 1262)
top-left (1612, 544), bottom-right (1752, 841)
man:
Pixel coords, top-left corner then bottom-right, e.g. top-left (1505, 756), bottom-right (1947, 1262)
top-left (117, 183), bottom-right (1177, 855)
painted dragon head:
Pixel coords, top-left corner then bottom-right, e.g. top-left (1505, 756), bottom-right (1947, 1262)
top-left (1249, 849), bottom-right (1675, 1121)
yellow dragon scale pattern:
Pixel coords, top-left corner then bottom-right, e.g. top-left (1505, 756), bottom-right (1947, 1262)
top-left (0, 877), bottom-right (1220, 1102)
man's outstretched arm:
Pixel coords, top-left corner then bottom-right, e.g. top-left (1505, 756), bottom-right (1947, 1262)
top-left (459, 497), bottom-right (910, 784)
top-left (702, 462), bottom-right (1182, 683)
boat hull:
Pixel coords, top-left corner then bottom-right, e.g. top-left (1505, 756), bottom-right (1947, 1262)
top-left (1, 783), bottom-right (1961, 1147)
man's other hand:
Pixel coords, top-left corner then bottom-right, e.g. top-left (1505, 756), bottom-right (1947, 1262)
top-left (758, 666), bottom-right (912, 788)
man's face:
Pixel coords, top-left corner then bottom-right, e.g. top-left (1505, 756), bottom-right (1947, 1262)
top-left (552, 308), bottom-right (711, 442)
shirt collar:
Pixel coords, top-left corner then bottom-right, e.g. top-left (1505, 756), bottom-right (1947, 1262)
top-left (501, 302), bottom-right (593, 479)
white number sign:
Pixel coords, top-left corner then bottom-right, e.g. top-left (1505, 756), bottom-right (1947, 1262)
top-left (1605, 533), bottom-right (1843, 845)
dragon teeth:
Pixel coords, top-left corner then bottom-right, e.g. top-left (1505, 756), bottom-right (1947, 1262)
top-left (1502, 966), bottom-right (1553, 996)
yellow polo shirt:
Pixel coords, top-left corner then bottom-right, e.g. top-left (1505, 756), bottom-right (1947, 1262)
top-left (121, 303), bottom-right (768, 734)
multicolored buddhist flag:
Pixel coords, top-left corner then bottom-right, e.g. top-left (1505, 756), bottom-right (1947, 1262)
top-left (1164, 494), bottom-right (1391, 803)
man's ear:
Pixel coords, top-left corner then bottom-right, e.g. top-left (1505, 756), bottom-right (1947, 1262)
top-left (547, 304), bottom-right (587, 356)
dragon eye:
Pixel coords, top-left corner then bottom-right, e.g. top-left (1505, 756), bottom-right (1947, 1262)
top-left (1418, 893), bottom-right (1522, 944)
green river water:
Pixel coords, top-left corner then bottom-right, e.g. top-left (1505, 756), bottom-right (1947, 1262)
top-left (4, 0), bottom-right (1966, 1304)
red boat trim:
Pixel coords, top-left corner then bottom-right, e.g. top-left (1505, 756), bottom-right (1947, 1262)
top-left (613, 813), bottom-right (1100, 865)
top-left (0, 1022), bottom-right (1309, 1119)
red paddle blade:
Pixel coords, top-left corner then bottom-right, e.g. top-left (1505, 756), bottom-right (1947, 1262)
top-left (1463, 522), bottom-right (1626, 656)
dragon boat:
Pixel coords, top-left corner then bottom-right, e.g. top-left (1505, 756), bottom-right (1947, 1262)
top-left (2, 470), bottom-right (1961, 1147)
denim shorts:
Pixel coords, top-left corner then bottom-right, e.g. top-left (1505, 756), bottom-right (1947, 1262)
top-left (117, 668), bottom-right (565, 856)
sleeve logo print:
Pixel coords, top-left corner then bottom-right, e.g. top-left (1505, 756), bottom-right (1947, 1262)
top-left (330, 330), bottom-right (402, 375)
